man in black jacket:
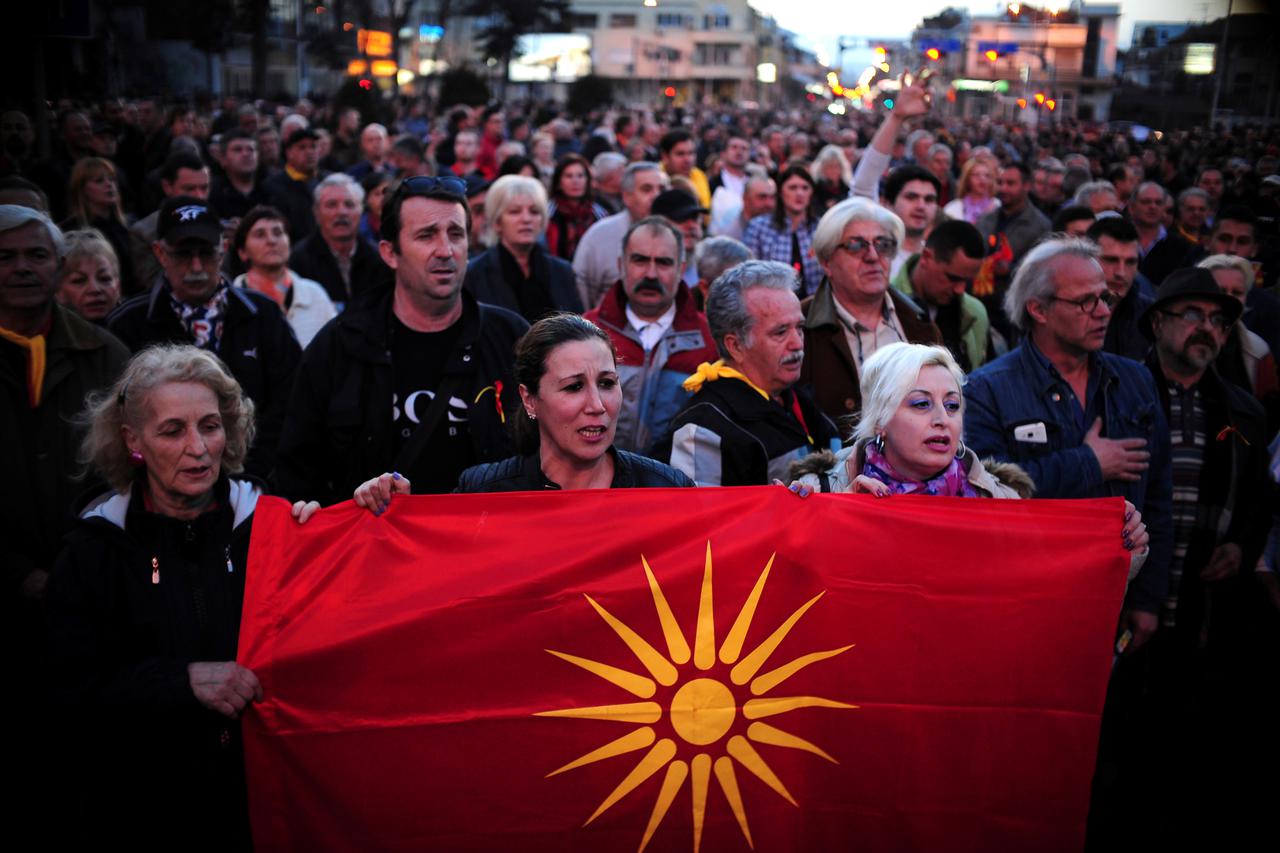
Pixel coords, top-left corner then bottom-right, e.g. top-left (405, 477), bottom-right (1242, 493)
top-left (273, 175), bottom-right (528, 502)
top-left (288, 172), bottom-right (389, 306)
top-left (107, 196), bottom-right (300, 477)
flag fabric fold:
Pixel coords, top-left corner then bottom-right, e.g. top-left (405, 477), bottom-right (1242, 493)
top-left (240, 488), bottom-right (1127, 852)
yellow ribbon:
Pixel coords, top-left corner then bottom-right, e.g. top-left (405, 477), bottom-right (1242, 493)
top-left (0, 326), bottom-right (47, 408)
top-left (682, 359), bottom-right (770, 400)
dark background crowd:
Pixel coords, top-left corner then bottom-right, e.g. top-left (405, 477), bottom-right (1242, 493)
top-left (4, 76), bottom-right (1280, 849)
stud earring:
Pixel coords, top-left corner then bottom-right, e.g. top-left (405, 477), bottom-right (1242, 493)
top-left (128, 450), bottom-right (145, 467)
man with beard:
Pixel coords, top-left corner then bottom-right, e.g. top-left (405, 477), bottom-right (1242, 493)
top-left (660, 260), bottom-right (839, 486)
top-left (584, 216), bottom-right (717, 454)
top-left (288, 173), bottom-right (389, 305)
top-left (1117, 267), bottom-right (1271, 842)
top-left (273, 175), bottom-right (526, 501)
top-left (107, 197), bottom-right (300, 476)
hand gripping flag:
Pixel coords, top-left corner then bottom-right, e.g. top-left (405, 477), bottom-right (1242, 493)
top-left (239, 488), bottom-right (1128, 852)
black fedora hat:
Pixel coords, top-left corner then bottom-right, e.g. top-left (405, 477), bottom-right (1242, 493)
top-left (1139, 267), bottom-right (1242, 340)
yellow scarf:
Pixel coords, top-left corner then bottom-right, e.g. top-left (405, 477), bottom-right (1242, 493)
top-left (0, 326), bottom-right (47, 408)
top-left (285, 164), bottom-right (311, 182)
top-left (682, 359), bottom-right (770, 400)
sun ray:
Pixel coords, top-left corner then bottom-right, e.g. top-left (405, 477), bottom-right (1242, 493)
top-left (585, 595), bottom-right (679, 686)
top-left (743, 696), bottom-right (859, 720)
top-left (749, 645), bottom-right (854, 696)
top-left (641, 555), bottom-right (691, 664)
top-left (730, 592), bottom-right (824, 686)
top-left (694, 543), bottom-right (716, 670)
top-left (637, 760), bottom-right (688, 853)
top-left (536, 701), bottom-right (662, 724)
top-left (546, 649), bottom-right (658, 698)
top-left (691, 753), bottom-right (711, 853)
top-left (713, 756), bottom-right (754, 849)
top-left (719, 553), bottom-right (775, 665)
top-left (726, 735), bottom-right (798, 807)
top-left (546, 727), bottom-right (656, 778)
top-left (585, 738), bottom-right (678, 826)
top-left (747, 721), bottom-right (838, 763)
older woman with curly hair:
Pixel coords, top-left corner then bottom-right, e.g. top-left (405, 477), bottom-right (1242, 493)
top-left (45, 344), bottom-right (262, 848)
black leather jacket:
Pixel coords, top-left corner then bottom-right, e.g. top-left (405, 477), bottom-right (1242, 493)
top-left (456, 448), bottom-right (693, 492)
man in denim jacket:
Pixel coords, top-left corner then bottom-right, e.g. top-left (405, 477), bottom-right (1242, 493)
top-left (965, 237), bottom-right (1173, 652)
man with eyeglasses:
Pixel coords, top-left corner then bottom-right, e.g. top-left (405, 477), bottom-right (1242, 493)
top-left (1129, 267), bottom-right (1270, 827)
top-left (273, 175), bottom-right (527, 502)
top-left (890, 219), bottom-right (997, 373)
top-left (965, 237), bottom-right (1172, 658)
top-left (107, 196), bottom-right (301, 477)
top-left (800, 198), bottom-right (941, 429)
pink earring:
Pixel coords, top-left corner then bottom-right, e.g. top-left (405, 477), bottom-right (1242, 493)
top-left (129, 450), bottom-right (144, 467)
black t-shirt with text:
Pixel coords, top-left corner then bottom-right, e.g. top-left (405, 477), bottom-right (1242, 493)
top-left (390, 317), bottom-right (476, 493)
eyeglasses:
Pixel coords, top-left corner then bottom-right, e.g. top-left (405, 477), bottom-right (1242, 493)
top-left (164, 245), bottom-right (219, 263)
top-left (1159, 306), bottom-right (1233, 330)
top-left (400, 175), bottom-right (467, 196)
top-left (838, 236), bottom-right (898, 258)
top-left (1050, 290), bottom-right (1119, 315)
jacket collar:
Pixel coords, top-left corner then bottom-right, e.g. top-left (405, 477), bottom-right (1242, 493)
top-left (1018, 337), bottom-right (1117, 395)
top-left (806, 278), bottom-right (930, 331)
top-left (80, 478), bottom-right (261, 531)
top-left (48, 303), bottom-right (112, 353)
top-left (595, 277), bottom-right (700, 329)
top-left (337, 285), bottom-right (483, 362)
top-left (145, 277), bottom-right (257, 321)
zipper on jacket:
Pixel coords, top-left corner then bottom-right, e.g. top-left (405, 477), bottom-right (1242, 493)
top-left (225, 545), bottom-right (233, 573)
top-left (151, 556), bottom-right (159, 585)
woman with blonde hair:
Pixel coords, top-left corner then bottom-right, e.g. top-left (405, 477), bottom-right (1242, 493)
top-left (810, 144), bottom-right (852, 212)
top-left (61, 157), bottom-right (137, 294)
top-left (942, 157), bottom-right (999, 225)
top-left (462, 174), bottom-right (582, 322)
top-left (46, 344), bottom-right (262, 847)
top-left (55, 228), bottom-right (122, 323)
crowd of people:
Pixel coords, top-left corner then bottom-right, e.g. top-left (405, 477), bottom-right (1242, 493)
top-left (3, 76), bottom-right (1279, 848)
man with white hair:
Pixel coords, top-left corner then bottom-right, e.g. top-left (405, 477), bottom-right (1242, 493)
top-left (801, 198), bottom-right (941, 427)
top-left (289, 173), bottom-right (389, 304)
top-left (964, 236), bottom-right (1172, 651)
top-left (660, 259), bottom-right (839, 486)
top-left (592, 151), bottom-right (627, 214)
top-left (0, 204), bottom-right (129, 851)
top-left (1072, 180), bottom-right (1121, 215)
top-left (1, 204), bottom-right (129, 619)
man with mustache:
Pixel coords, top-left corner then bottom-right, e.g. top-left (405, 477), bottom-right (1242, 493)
top-left (584, 216), bottom-right (717, 454)
top-left (107, 196), bottom-right (300, 477)
top-left (288, 173), bottom-right (389, 306)
top-left (1125, 268), bottom-right (1271, 837)
top-left (273, 176), bottom-right (526, 500)
top-left (659, 259), bottom-right (839, 486)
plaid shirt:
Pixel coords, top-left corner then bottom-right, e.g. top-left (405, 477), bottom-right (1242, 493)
top-left (743, 214), bottom-right (823, 296)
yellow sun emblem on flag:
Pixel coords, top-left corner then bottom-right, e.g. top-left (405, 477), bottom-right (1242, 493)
top-left (537, 542), bottom-right (857, 851)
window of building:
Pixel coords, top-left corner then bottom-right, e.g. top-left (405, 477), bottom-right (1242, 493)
top-left (703, 14), bottom-right (732, 30)
top-left (570, 13), bottom-right (599, 28)
top-left (610, 14), bottom-right (638, 28)
top-left (657, 13), bottom-right (688, 28)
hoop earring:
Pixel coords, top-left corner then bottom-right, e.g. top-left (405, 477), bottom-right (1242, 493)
top-left (872, 433), bottom-right (885, 453)
top-left (955, 440), bottom-right (967, 459)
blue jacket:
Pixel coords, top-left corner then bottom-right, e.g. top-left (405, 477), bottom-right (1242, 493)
top-left (964, 342), bottom-right (1173, 612)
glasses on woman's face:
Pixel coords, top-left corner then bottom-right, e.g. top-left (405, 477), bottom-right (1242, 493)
top-left (838, 236), bottom-right (898, 259)
top-left (1159, 306), bottom-right (1233, 330)
top-left (1050, 290), bottom-right (1119, 316)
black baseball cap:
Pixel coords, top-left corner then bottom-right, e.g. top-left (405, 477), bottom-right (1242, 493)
top-left (651, 189), bottom-right (707, 222)
top-left (156, 196), bottom-right (222, 245)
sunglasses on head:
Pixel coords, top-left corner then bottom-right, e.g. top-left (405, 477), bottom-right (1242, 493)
top-left (400, 175), bottom-right (467, 196)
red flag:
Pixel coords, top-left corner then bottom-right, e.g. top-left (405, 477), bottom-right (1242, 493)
top-left (240, 489), bottom-right (1127, 852)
